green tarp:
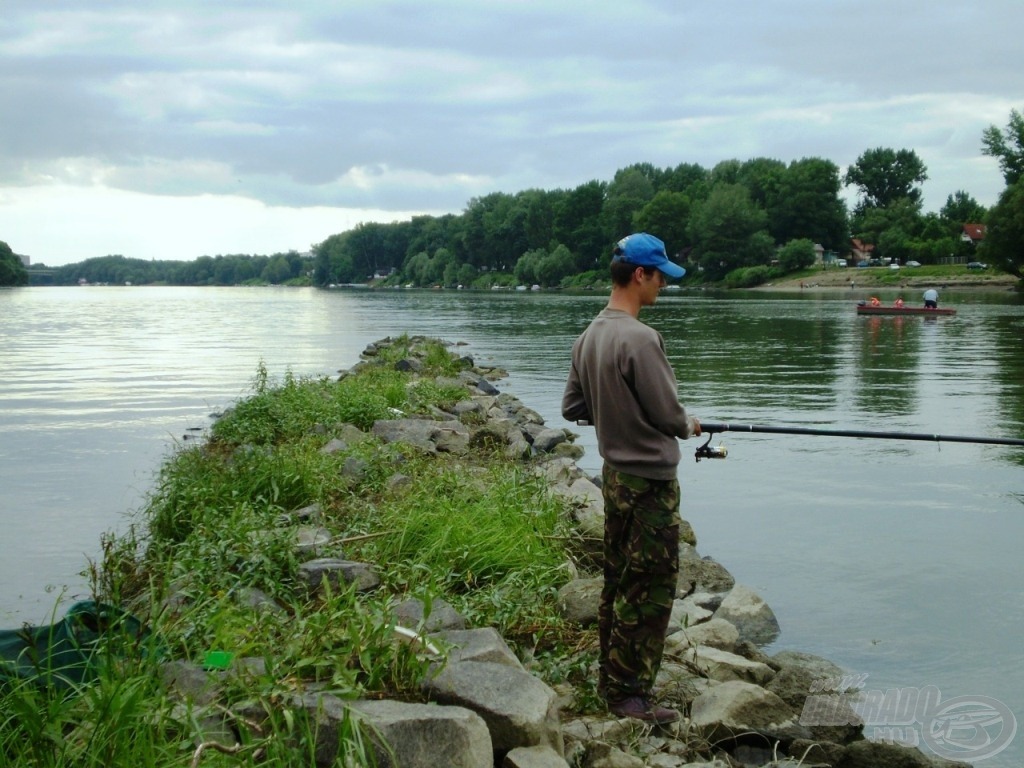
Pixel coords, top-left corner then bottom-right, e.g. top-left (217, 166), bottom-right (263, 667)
top-left (0, 601), bottom-right (150, 691)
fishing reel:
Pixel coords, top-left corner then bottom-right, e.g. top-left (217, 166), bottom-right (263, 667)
top-left (694, 433), bottom-right (728, 462)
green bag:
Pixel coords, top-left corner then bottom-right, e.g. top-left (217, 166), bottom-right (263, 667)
top-left (0, 601), bottom-right (151, 691)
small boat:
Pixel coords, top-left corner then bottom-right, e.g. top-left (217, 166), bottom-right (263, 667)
top-left (856, 302), bottom-right (956, 316)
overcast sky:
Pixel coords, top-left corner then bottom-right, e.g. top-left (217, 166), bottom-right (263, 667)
top-left (2, 1), bottom-right (1021, 266)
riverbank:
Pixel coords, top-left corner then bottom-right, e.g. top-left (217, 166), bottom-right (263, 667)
top-left (754, 268), bottom-right (1019, 292)
top-left (2, 336), bottom-right (973, 767)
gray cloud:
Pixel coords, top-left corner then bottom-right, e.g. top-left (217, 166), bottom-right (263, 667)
top-left (1, 0), bottom-right (1021, 262)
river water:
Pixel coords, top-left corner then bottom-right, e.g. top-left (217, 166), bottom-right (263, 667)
top-left (2, 285), bottom-right (1022, 764)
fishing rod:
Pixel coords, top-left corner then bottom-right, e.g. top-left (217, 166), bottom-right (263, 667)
top-left (693, 421), bottom-right (1024, 461)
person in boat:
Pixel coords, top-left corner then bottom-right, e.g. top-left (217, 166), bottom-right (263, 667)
top-left (923, 288), bottom-right (939, 309)
top-left (870, 296), bottom-right (881, 306)
top-left (562, 232), bottom-right (701, 725)
top-left (894, 297), bottom-right (904, 308)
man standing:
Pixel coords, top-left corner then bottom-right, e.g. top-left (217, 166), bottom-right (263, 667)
top-left (561, 232), bottom-right (700, 724)
top-left (923, 288), bottom-right (939, 309)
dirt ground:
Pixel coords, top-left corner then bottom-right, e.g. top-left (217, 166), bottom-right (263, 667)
top-left (756, 267), bottom-right (1019, 292)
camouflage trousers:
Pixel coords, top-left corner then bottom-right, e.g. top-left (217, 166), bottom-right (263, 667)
top-left (599, 465), bottom-right (680, 701)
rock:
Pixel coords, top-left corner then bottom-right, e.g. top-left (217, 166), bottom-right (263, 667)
top-left (766, 651), bottom-right (864, 744)
top-left (340, 455), bottom-right (370, 484)
top-left (474, 377), bottom-right (501, 396)
top-left (371, 418), bottom-right (457, 453)
top-left (434, 423), bottom-right (471, 454)
top-left (234, 587), bottom-right (287, 617)
top-left (283, 502), bottom-right (323, 524)
top-left (677, 554), bottom-right (735, 595)
top-left (394, 597), bottom-right (467, 632)
top-left (667, 595), bottom-right (714, 633)
top-left (423, 660), bottom-right (562, 754)
top-left (385, 472), bottom-right (413, 493)
top-left (665, 616), bottom-right (740, 654)
top-left (294, 525), bottom-right (332, 557)
top-left (555, 577), bottom-right (602, 626)
top-left (534, 457), bottom-right (586, 485)
top-left (503, 744), bottom-right (571, 767)
top-left (432, 627), bottom-right (523, 668)
top-left (320, 437), bottom-right (348, 454)
top-left (713, 584), bottom-right (781, 646)
top-left (532, 428), bottom-right (568, 453)
top-left (835, 738), bottom-right (961, 768)
top-left (304, 694), bottom-right (493, 768)
top-left (394, 357), bottom-right (423, 372)
top-left (677, 645), bottom-right (776, 686)
top-left (689, 680), bottom-right (812, 747)
top-left (160, 660), bottom-right (220, 706)
top-left (789, 738), bottom-right (847, 767)
top-left (580, 741), bottom-right (646, 767)
top-left (297, 558), bottom-right (380, 594)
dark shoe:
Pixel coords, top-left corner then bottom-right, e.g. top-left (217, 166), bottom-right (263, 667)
top-left (608, 696), bottom-right (679, 724)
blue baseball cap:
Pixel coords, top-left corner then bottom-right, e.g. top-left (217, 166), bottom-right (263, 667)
top-left (611, 232), bottom-right (686, 279)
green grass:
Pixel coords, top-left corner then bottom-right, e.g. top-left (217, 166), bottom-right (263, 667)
top-left (2, 336), bottom-right (587, 766)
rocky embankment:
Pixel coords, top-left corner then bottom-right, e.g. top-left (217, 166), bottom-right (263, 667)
top-left (160, 337), bottom-right (970, 768)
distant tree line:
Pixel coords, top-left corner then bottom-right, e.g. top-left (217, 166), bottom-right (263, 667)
top-left (20, 251), bottom-right (312, 287)
top-left (0, 240), bottom-right (29, 286)
top-left (6, 109), bottom-right (1023, 288)
top-left (313, 157), bottom-right (854, 288)
top-left (311, 146), bottom-right (1007, 290)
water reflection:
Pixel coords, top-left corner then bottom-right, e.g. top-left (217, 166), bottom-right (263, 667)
top-left (3, 285), bottom-right (1024, 766)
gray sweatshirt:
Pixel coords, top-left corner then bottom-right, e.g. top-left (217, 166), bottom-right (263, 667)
top-left (561, 308), bottom-right (696, 480)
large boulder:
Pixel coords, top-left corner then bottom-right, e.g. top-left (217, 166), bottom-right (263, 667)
top-left (713, 584), bottom-right (781, 646)
top-left (423, 660), bottom-right (562, 754)
top-left (678, 645), bottom-right (776, 686)
top-left (309, 694), bottom-right (493, 768)
top-left (433, 627), bottom-right (524, 668)
top-left (689, 680), bottom-right (811, 747)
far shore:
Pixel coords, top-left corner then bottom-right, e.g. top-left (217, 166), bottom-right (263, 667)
top-left (752, 268), bottom-right (1019, 293)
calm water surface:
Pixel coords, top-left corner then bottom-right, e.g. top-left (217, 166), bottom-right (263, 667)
top-left (2, 285), bottom-right (1022, 765)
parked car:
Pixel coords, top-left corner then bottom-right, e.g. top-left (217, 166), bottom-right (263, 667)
top-left (836, 259), bottom-right (848, 267)
top-left (906, 260), bottom-right (921, 267)
top-left (967, 262), bottom-right (989, 270)
top-left (889, 263), bottom-right (900, 270)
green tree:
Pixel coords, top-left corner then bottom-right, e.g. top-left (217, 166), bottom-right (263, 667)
top-left (844, 147), bottom-right (928, 215)
top-left (602, 168), bottom-right (655, 240)
top-left (689, 183), bottom-right (773, 280)
top-left (662, 162), bottom-right (710, 202)
top-left (634, 191), bottom-right (692, 256)
top-left (513, 248), bottom-right (543, 286)
top-left (0, 240), bottom-right (29, 286)
top-left (851, 198), bottom-right (924, 261)
top-left (981, 108), bottom-right (1024, 186)
top-left (521, 189), bottom-right (557, 251)
top-left (940, 191), bottom-right (987, 236)
top-left (553, 180), bottom-right (606, 271)
top-left (313, 232), bottom-right (355, 283)
top-left (261, 254), bottom-right (292, 284)
top-left (777, 238), bottom-right (817, 271)
top-left (710, 159), bottom-right (742, 187)
top-left (535, 244), bottom-right (575, 287)
top-left (738, 157), bottom-right (786, 214)
top-left (773, 158), bottom-right (849, 250)
top-left (979, 178), bottom-right (1024, 279)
